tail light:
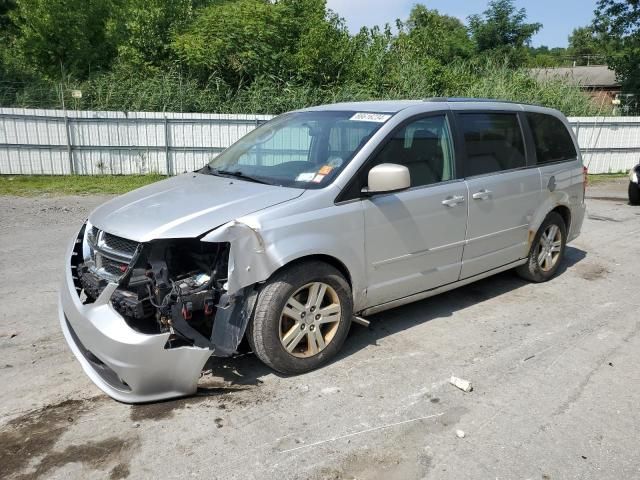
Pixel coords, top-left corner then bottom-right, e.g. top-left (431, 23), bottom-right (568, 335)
top-left (582, 166), bottom-right (588, 199)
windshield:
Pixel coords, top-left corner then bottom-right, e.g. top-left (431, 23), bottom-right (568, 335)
top-left (204, 111), bottom-right (390, 188)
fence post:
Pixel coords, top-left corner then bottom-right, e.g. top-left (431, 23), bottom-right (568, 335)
top-left (164, 115), bottom-right (171, 176)
top-left (64, 114), bottom-right (74, 174)
top-left (254, 117), bottom-right (263, 166)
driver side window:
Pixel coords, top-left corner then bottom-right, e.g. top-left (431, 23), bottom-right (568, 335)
top-left (370, 115), bottom-right (455, 188)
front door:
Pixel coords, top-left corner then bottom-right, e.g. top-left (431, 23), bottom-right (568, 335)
top-left (362, 114), bottom-right (469, 307)
top-left (457, 112), bottom-right (542, 279)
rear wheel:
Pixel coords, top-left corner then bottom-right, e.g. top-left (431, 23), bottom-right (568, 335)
top-left (247, 261), bottom-right (353, 374)
top-left (517, 212), bottom-right (567, 283)
top-left (629, 182), bottom-right (640, 205)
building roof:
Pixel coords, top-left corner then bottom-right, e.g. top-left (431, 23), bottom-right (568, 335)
top-left (530, 66), bottom-right (620, 88)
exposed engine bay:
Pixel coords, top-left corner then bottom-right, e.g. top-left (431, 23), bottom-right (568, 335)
top-left (75, 223), bottom-right (255, 354)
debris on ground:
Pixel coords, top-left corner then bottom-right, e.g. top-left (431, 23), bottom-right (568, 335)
top-left (456, 430), bottom-right (466, 438)
top-left (450, 376), bottom-right (473, 393)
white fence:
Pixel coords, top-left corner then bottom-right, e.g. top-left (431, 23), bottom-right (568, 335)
top-left (0, 108), bottom-right (272, 175)
top-left (571, 117), bottom-right (640, 174)
top-left (0, 108), bottom-right (638, 175)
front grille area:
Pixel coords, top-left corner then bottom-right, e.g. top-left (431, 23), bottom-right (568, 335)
top-left (103, 233), bottom-right (139, 256)
top-left (86, 226), bottom-right (140, 281)
top-left (101, 256), bottom-right (129, 276)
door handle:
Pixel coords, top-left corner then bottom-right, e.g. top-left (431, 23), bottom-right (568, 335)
top-left (442, 195), bottom-right (465, 207)
top-left (472, 189), bottom-right (492, 200)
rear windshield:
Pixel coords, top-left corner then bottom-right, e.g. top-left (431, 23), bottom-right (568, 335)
top-left (526, 113), bottom-right (577, 164)
top-left (205, 111), bottom-right (389, 188)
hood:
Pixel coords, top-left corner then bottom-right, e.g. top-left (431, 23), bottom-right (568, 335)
top-left (89, 173), bottom-right (304, 242)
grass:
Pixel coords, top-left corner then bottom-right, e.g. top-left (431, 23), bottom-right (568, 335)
top-left (587, 173), bottom-right (629, 185)
top-left (0, 174), bottom-right (166, 196)
top-left (0, 172), bottom-right (629, 196)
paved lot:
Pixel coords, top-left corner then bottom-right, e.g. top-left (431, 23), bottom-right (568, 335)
top-left (1, 179), bottom-right (639, 480)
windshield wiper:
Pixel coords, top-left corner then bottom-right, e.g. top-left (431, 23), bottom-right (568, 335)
top-left (206, 167), bottom-right (271, 185)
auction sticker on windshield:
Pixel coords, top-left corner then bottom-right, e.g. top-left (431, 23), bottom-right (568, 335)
top-left (349, 112), bottom-right (392, 123)
top-left (295, 172), bottom-right (316, 182)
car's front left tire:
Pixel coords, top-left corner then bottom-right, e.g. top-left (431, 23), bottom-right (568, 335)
top-left (247, 261), bottom-right (353, 375)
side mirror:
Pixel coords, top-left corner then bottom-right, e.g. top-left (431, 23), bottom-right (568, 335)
top-left (364, 163), bottom-right (411, 194)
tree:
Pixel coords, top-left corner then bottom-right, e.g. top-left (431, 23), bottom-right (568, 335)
top-left (377, 6), bottom-right (474, 96)
top-left (10, 0), bottom-right (117, 79)
top-left (291, 10), bottom-right (351, 85)
top-left (279, 0), bottom-right (352, 85)
top-left (0, 0), bottom-right (17, 61)
top-left (173, 0), bottom-right (294, 85)
top-left (593, 0), bottom-right (640, 92)
top-left (345, 24), bottom-right (395, 92)
top-left (112, 0), bottom-right (200, 69)
top-left (172, 0), bottom-right (352, 87)
top-left (568, 26), bottom-right (606, 65)
top-left (0, 0), bottom-right (16, 32)
top-left (397, 5), bottom-right (473, 63)
top-left (527, 46), bottom-right (570, 68)
top-left (468, 0), bottom-right (541, 66)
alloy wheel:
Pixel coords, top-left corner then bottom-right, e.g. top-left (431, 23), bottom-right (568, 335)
top-left (279, 282), bottom-right (342, 358)
top-left (536, 224), bottom-right (562, 272)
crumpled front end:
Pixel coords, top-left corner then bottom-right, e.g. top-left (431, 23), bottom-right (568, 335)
top-left (59, 223), bottom-right (258, 403)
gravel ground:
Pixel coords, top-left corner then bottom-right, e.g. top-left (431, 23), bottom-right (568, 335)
top-left (1, 180), bottom-right (639, 480)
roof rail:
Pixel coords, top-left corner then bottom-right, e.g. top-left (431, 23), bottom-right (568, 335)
top-left (424, 97), bottom-right (541, 106)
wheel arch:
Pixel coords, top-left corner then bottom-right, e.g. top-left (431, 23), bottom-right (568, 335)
top-left (550, 204), bottom-right (571, 231)
top-left (271, 254), bottom-right (353, 290)
top-left (529, 194), bottom-right (573, 248)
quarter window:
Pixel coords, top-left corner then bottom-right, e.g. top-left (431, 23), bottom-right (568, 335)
top-left (368, 115), bottom-right (455, 187)
top-left (460, 113), bottom-right (526, 176)
top-left (526, 113), bottom-right (577, 164)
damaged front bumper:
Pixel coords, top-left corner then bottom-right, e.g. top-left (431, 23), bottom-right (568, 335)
top-left (59, 229), bottom-right (259, 404)
top-left (59, 276), bottom-right (212, 403)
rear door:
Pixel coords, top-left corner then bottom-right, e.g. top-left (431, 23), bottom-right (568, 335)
top-left (360, 113), bottom-right (468, 306)
top-left (457, 111), bottom-right (542, 279)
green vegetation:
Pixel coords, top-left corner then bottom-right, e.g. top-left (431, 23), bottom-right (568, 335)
top-left (0, 0), bottom-right (623, 115)
top-left (594, 0), bottom-right (640, 94)
top-left (587, 173), bottom-right (629, 184)
top-left (0, 173), bottom-right (628, 196)
top-left (468, 0), bottom-right (542, 67)
top-left (0, 174), bottom-right (165, 196)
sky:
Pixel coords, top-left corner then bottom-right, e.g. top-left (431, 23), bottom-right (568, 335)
top-left (325, 0), bottom-right (599, 48)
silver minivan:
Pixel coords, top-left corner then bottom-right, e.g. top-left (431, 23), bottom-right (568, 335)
top-left (59, 99), bottom-right (587, 402)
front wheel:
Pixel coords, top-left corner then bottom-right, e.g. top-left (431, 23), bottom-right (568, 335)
top-left (247, 261), bottom-right (353, 375)
top-left (516, 212), bottom-right (567, 283)
top-left (629, 181), bottom-right (640, 205)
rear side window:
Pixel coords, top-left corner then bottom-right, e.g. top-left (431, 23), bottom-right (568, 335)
top-left (526, 113), bottom-right (577, 164)
top-left (460, 113), bottom-right (526, 176)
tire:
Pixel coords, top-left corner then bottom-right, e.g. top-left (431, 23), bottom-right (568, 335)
top-left (247, 261), bottom-right (353, 375)
top-left (516, 212), bottom-right (567, 283)
top-left (629, 182), bottom-right (640, 205)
